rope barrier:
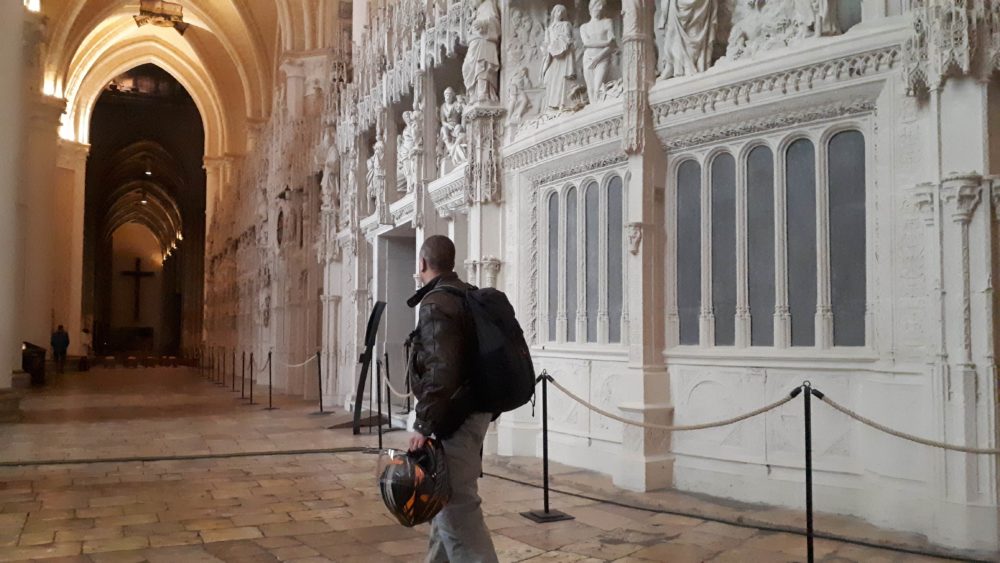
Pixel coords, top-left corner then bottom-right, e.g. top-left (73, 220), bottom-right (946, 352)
top-left (257, 355), bottom-right (271, 373)
top-left (282, 355), bottom-right (317, 369)
top-left (545, 375), bottom-right (799, 432)
top-left (384, 376), bottom-right (415, 399)
top-left (813, 390), bottom-right (1000, 455)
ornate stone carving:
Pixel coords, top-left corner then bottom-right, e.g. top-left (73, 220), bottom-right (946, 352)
top-left (942, 173), bottom-right (983, 225)
top-left (626, 222), bottom-right (644, 255)
top-left (582, 0), bottom-right (619, 103)
top-left (542, 5), bottom-right (578, 112)
top-left (366, 118), bottom-right (391, 225)
top-left (622, 0), bottom-right (654, 154)
top-left (480, 256), bottom-right (502, 288)
top-left (658, 0), bottom-right (719, 79)
top-left (505, 116), bottom-right (623, 170)
top-left (657, 98), bottom-right (875, 150)
top-left (463, 0), bottom-right (501, 104)
top-left (438, 88), bottom-right (468, 172)
top-left (397, 111), bottom-right (418, 193)
top-left (506, 67), bottom-right (533, 138)
top-left (902, 0), bottom-right (1000, 96)
top-left (464, 258), bottom-right (479, 283)
top-left (725, 0), bottom-right (839, 62)
top-left (465, 105), bottom-right (506, 204)
top-left (652, 47), bottom-right (899, 124)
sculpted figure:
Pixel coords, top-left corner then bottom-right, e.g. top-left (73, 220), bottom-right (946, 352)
top-left (506, 67), bottom-right (532, 124)
top-left (462, 0), bottom-right (501, 104)
top-left (397, 111), bottom-right (418, 193)
top-left (438, 88), bottom-right (467, 169)
top-left (658, 0), bottom-right (719, 79)
top-left (366, 125), bottom-right (385, 208)
top-left (320, 144), bottom-right (339, 211)
top-left (581, 0), bottom-right (617, 103)
top-left (541, 5), bottom-right (576, 111)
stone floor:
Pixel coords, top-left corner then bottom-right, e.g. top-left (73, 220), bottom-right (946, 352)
top-left (0, 368), bottom-right (984, 562)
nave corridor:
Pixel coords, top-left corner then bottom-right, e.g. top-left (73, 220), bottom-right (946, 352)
top-left (0, 369), bottom-right (976, 562)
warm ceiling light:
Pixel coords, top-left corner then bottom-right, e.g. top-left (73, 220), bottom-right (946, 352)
top-left (176, 231), bottom-right (184, 241)
top-left (139, 191), bottom-right (149, 205)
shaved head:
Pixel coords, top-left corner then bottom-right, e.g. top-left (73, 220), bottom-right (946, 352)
top-left (420, 235), bottom-right (456, 275)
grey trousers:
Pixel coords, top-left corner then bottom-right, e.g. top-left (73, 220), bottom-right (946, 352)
top-left (426, 412), bottom-right (499, 563)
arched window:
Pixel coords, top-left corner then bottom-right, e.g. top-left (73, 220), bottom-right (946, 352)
top-left (565, 187), bottom-right (578, 342)
top-left (828, 130), bottom-right (866, 346)
top-left (542, 174), bottom-right (627, 346)
top-left (711, 153), bottom-right (736, 346)
top-left (585, 181), bottom-right (600, 343)
top-left (747, 145), bottom-right (775, 346)
top-left (607, 176), bottom-right (624, 343)
top-left (786, 138), bottom-right (817, 347)
top-left (676, 160), bottom-right (701, 345)
top-left (547, 193), bottom-right (559, 341)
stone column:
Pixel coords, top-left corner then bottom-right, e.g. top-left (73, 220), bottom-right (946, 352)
top-left (464, 104), bottom-right (505, 288)
top-left (0, 3), bottom-right (25, 386)
top-left (615, 0), bottom-right (672, 492)
top-left (55, 140), bottom-right (89, 356)
top-left (19, 94), bottom-right (65, 348)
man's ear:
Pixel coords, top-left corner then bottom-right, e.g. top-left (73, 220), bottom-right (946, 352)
top-left (419, 257), bottom-right (427, 273)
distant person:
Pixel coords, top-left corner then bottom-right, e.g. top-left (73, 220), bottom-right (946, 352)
top-left (51, 325), bottom-right (69, 374)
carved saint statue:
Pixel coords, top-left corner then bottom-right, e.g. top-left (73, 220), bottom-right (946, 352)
top-left (541, 5), bottom-right (576, 111)
top-left (366, 124), bottom-right (385, 210)
top-left (462, 0), bottom-right (501, 104)
top-left (397, 110), bottom-right (418, 193)
top-left (581, 0), bottom-right (617, 104)
top-left (506, 67), bottom-right (532, 126)
top-left (320, 143), bottom-right (339, 212)
top-left (658, 0), bottom-right (719, 79)
top-left (438, 87), bottom-right (467, 170)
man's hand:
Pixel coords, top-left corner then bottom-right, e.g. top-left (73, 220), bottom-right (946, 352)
top-left (409, 433), bottom-right (428, 452)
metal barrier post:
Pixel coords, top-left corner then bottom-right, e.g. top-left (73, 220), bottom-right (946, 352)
top-left (217, 348), bottom-right (226, 386)
top-left (240, 351), bottom-right (246, 398)
top-left (376, 358), bottom-right (383, 450)
top-left (521, 371), bottom-right (573, 523)
top-left (265, 351), bottom-right (277, 410)
top-left (804, 381), bottom-right (815, 563)
top-left (231, 349), bottom-right (237, 392)
top-left (312, 351), bottom-right (329, 416)
top-left (246, 352), bottom-right (256, 405)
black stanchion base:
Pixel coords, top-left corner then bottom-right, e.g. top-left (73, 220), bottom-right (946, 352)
top-left (520, 510), bottom-right (574, 524)
top-left (310, 411), bottom-right (334, 416)
top-left (263, 407), bottom-right (279, 411)
top-left (242, 401), bottom-right (257, 406)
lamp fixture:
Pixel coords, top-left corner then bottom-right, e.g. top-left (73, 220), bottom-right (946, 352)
top-left (134, 0), bottom-right (190, 35)
top-left (139, 191), bottom-right (149, 205)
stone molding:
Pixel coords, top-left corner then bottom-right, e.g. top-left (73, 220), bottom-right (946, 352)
top-left (505, 116), bottom-right (623, 171)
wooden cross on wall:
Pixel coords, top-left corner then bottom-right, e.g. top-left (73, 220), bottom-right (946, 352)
top-left (121, 258), bottom-right (154, 321)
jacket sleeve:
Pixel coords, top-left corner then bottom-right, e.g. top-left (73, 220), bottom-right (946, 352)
top-left (412, 301), bottom-right (467, 437)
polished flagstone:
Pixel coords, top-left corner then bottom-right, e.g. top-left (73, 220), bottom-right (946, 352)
top-left (0, 368), bottom-right (981, 562)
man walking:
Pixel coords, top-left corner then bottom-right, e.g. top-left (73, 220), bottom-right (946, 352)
top-left (51, 324), bottom-right (69, 374)
top-left (407, 235), bottom-right (498, 563)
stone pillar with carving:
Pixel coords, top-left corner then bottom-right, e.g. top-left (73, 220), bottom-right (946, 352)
top-left (614, 0), bottom-right (671, 492)
top-left (464, 102), bottom-right (506, 288)
top-left (903, 14), bottom-right (1000, 538)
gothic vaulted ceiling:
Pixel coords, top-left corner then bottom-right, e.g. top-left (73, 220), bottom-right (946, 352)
top-left (39, 0), bottom-right (331, 158)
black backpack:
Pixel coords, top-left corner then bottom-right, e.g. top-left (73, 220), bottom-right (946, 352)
top-left (433, 286), bottom-right (536, 414)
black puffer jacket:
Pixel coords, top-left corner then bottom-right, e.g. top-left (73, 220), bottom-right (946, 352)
top-left (406, 272), bottom-right (477, 439)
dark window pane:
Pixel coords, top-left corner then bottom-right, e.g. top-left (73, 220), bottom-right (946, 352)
top-left (566, 188), bottom-right (577, 342)
top-left (585, 182), bottom-right (600, 343)
top-left (786, 139), bottom-right (817, 346)
top-left (828, 130), bottom-right (866, 346)
top-left (837, 0), bottom-right (862, 32)
top-left (677, 160), bottom-right (701, 345)
top-left (712, 153), bottom-right (737, 346)
top-left (548, 193), bottom-right (558, 341)
top-left (608, 176), bottom-right (623, 343)
top-left (747, 146), bottom-right (775, 346)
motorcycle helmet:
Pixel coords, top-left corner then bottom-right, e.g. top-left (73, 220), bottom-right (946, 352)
top-left (377, 439), bottom-right (451, 527)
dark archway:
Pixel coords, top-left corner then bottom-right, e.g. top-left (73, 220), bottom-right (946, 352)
top-left (84, 64), bottom-right (206, 357)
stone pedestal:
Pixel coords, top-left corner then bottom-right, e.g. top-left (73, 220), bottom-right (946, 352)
top-left (0, 3), bottom-right (24, 386)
